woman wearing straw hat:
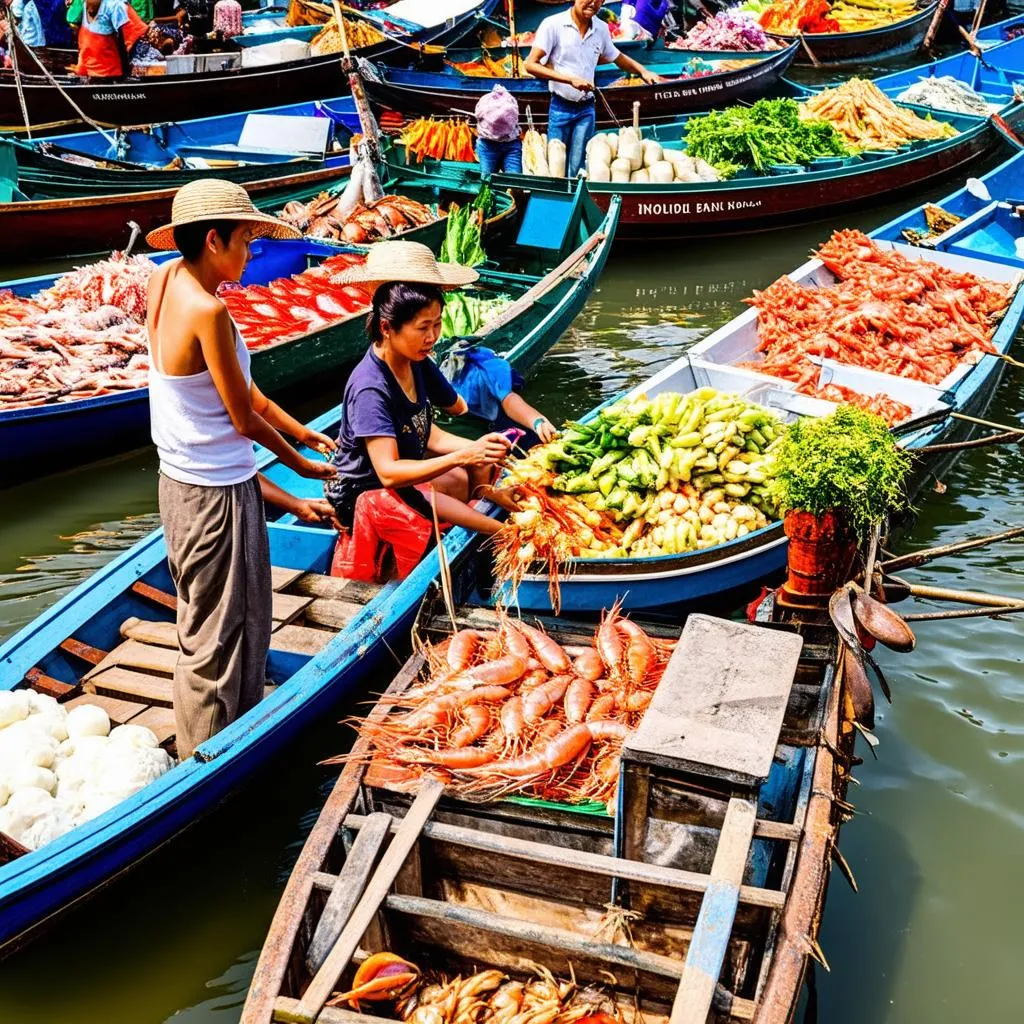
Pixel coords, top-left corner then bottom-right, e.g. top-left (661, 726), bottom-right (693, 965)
top-left (146, 178), bottom-right (337, 759)
top-left (325, 240), bottom-right (513, 582)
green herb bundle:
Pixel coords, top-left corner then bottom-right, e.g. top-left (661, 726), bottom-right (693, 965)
top-left (768, 406), bottom-right (911, 537)
top-left (684, 98), bottom-right (849, 174)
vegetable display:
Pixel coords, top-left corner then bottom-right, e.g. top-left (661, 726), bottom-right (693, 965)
top-left (277, 192), bottom-right (437, 243)
top-left (801, 79), bottom-right (958, 150)
top-left (492, 390), bottom-right (785, 607)
top-left (750, 0), bottom-right (922, 33)
top-left (741, 229), bottom-right (1011, 392)
top-left (685, 98), bottom-right (848, 173)
top-left (584, 124), bottom-right (723, 184)
top-left (769, 405), bottom-right (911, 537)
top-left (0, 692), bottom-right (173, 852)
top-left (441, 292), bottom-right (512, 337)
top-left (0, 252), bottom-right (154, 411)
top-left (308, 15), bottom-right (384, 55)
top-left (400, 118), bottom-right (477, 163)
top-left (219, 253), bottom-right (371, 348)
top-left (342, 613), bottom-right (674, 812)
top-left (896, 76), bottom-right (991, 117)
top-left (439, 202), bottom-right (487, 266)
top-left (670, 11), bottom-right (782, 50)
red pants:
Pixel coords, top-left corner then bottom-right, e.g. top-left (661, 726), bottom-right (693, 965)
top-left (330, 487), bottom-right (446, 583)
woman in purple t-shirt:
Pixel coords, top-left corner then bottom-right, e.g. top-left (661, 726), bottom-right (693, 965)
top-left (325, 242), bottom-right (513, 580)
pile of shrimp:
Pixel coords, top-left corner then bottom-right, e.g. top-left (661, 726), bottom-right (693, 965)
top-left (343, 607), bottom-right (674, 814)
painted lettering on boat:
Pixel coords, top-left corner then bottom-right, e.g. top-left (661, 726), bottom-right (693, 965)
top-left (652, 63), bottom-right (772, 103)
top-left (91, 91), bottom-right (146, 101)
top-left (637, 198), bottom-right (763, 217)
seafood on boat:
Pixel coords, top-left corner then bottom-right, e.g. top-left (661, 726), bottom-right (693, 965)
top-left (335, 612), bottom-right (675, 814)
top-left (800, 78), bottom-right (958, 150)
top-left (329, 955), bottom-right (621, 1024)
top-left (218, 252), bottom-right (371, 348)
top-left (0, 253), bottom-right (156, 410)
top-left (741, 229), bottom-right (1012, 393)
top-left (815, 384), bottom-right (912, 425)
top-left (896, 76), bottom-right (991, 117)
top-left (489, 390), bottom-right (785, 609)
top-left (276, 192), bottom-right (437, 243)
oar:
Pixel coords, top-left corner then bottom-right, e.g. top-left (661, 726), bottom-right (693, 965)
top-left (924, 0), bottom-right (952, 50)
top-left (882, 577), bottom-right (1024, 608)
top-left (880, 524), bottom-right (1024, 574)
top-left (903, 603), bottom-right (1024, 622)
top-left (915, 429), bottom-right (1024, 455)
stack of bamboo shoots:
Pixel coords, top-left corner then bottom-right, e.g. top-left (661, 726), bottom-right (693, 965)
top-left (586, 126), bottom-right (722, 184)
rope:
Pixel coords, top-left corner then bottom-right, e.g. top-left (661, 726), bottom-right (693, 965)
top-left (7, 22), bottom-right (33, 139)
top-left (9, 24), bottom-right (120, 148)
top-left (594, 85), bottom-right (622, 128)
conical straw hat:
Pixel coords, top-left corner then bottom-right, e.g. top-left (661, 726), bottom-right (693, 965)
top-left (335, 240), bottom-right (478, 293)
top-left (146, 178), bottom-right (301, 251)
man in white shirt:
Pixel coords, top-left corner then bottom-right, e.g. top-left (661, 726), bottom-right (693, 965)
top-left (525, 0), bottom-right (662, 177)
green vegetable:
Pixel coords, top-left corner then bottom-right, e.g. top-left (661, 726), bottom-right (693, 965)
top-left (684, 98), bottom-right (849, 174)
top-left (768, 406), bottom-right (911, 538)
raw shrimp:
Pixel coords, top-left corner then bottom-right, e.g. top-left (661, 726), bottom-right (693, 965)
top-left (616, 618), bottom-right (657, 684)
top-left (448, 704), bottom-right (492, 748)
top-left (445, 655), bottom-right (528, 691)
top-left (516, 621), bottom-right (571, 674)
top-left (596, 603), bottom-right (625, 676)
top-left (497, 613), bottom-right (533, 662)
top-left (497, 695), bottom-right (525, 753)
top-left (399, 685), bottom-right (511, 731)
top-left (393, 746), bottom-right (496, 769)
top-left (586, 694), bottom-right (616, 722)
top-left (571, 648), bottom-right (605, 682)
top-left (522, 674), bottom-right (572, 724)
top-left (459, 721), bottom-right (625, 778)
top-left (446, 629), bottom-right (482, 671)
top-left (564, 677), bottom-right (596, 724)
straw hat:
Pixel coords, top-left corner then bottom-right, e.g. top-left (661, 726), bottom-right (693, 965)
top-left (336, 240), bottom-right (479, 294)
top-left (146, 178), bottom-right (302, 251)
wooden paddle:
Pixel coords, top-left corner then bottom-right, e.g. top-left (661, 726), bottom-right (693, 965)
top-left (880, 525), bottom-right (1024, 574)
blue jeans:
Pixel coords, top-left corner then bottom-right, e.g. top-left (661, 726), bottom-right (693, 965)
top-left (475, 137), bottom-right (523, 176)
top-left (547, 93), bottom-right (596, 178)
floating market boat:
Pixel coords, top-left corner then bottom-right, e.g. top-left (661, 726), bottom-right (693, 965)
top-left (0, 180), bottom-right (617, 484)
top-left (764, 0), bottom-right (938, 65)
top-left (9, 97), bottom-right (357, 197)
top-left (0, 188), bottom-right (619, 953)
top-left (495, 186), bottom-right (1024, 613)
top-left (970, 9), bottom-right (1024, 45)
top-left (357, 42), bottom-right (800, 127)
top-left (390, 100), bottom-right (993, 240)
top-left (0, 0), bottom-right (501, 133)
top-left (241, 593), bottom-right (857, 1024)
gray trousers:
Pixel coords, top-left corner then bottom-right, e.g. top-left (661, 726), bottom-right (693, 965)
top-left (159, 473), bottom-right (272, 759)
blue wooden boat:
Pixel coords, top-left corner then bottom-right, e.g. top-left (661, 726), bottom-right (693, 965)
top-left (0, 0), bottom-right (502, 132)
top-left (359, 42), bottom-right (800, 127)
top-left (0, 179), bottom-right (617, 479)
top-left (0, 185), bottom-right (620, 955)
top-left (498, 169), bottom-right (1024, 613)
top-left (11, 97), bottom-right (357, 197)
top-left (972, 10), bottom-right (1024, 46)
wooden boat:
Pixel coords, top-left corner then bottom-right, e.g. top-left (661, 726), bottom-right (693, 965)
top-left (870, 34), bottom-right (1024, 137)
top-left (0, 189), bottom-right (617, 953)
top-left (0, 0), bottom-right (501, 133)
top-left (388, 102), bottom-right (995, 240)
top-left (357, 42), bottom-right (800, 128)
top-left (765, 1), bottom-right (938, 65)
top-left (241, 595), bottom-right (857, 1024)
top-left (0, 180), bottom-right (617, 484)
top-left (965, 8), bottom-right (1022, 45)
top-left (498, 192), bottom-right (1024, 612)
top-left (10, 97), bottom-right (357, 198)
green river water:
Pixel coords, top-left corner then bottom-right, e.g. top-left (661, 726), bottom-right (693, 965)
top-left (1, 199), bottom-right (1023, 1022)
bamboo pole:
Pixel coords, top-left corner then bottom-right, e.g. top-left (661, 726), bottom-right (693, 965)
top-left (880, 525), bottom-right (1024, 573)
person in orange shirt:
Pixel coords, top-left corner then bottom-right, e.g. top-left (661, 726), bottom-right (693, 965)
top-left (69, 0), bottom-right (147, 80)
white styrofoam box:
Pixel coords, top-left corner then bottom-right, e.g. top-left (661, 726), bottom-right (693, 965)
top-left (239, 40), bottom-right (310, 68)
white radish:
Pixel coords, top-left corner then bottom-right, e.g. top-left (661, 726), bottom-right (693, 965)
top-left (619, 140), bottom-right (643, 173)
top-left (641, 139), bottom-right (663, 168)
top-left (610, 157), bottom-right (631, 182)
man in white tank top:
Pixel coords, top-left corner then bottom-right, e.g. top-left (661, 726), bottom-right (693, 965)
top-left (146, 180), bottom-right (337, 759)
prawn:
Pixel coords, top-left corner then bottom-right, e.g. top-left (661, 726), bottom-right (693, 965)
top-left (586, 694), bottom-right (617, 722)
top-left (571, 647), bottom-right (605, 682)
top-left (393, 746), bottom-right (496, 769)
top-left (497, 695), bottom-right (525, 754)
top-left (445, 654), bottom-right (527, 690)
top-left (448, 704), bottom-right (492, 748)
top-left (564, 677), bottom-right (596, 724)
top-left (516, 620), bottom-right (571, 674)
top-left (596, 601), bottom-right (625, 677)
top-left (616, 617), bottom-right (657, 685)
top-left (399, 685), bottom-right (511, 731)
top-left (522, 674), bottom-right (572, 724)
top-left (497, 610), bottom-right (533, 662)
top-left (446, 629), bottom-right (482, 671)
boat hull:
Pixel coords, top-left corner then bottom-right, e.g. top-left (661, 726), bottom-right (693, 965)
top-left (361, 43), bottom-right (800, 127)
top-left (0, 0), bottom-right (500, 132)
top-left (766, 2), bottom-right (937, 65)
top-left (0, 163), bottom-right (349, 261)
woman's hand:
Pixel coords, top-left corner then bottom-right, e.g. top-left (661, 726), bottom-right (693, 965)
top-left (459, 432), bottom-right (512, 467)
top-left (297, 456), bottom-right (338, 481)
top-left (293, 497), bottom-right (341, 529)
top-left (304, 429), bottom-right (337, 455)
top-left (534, 417), bottom-right (558, 444)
